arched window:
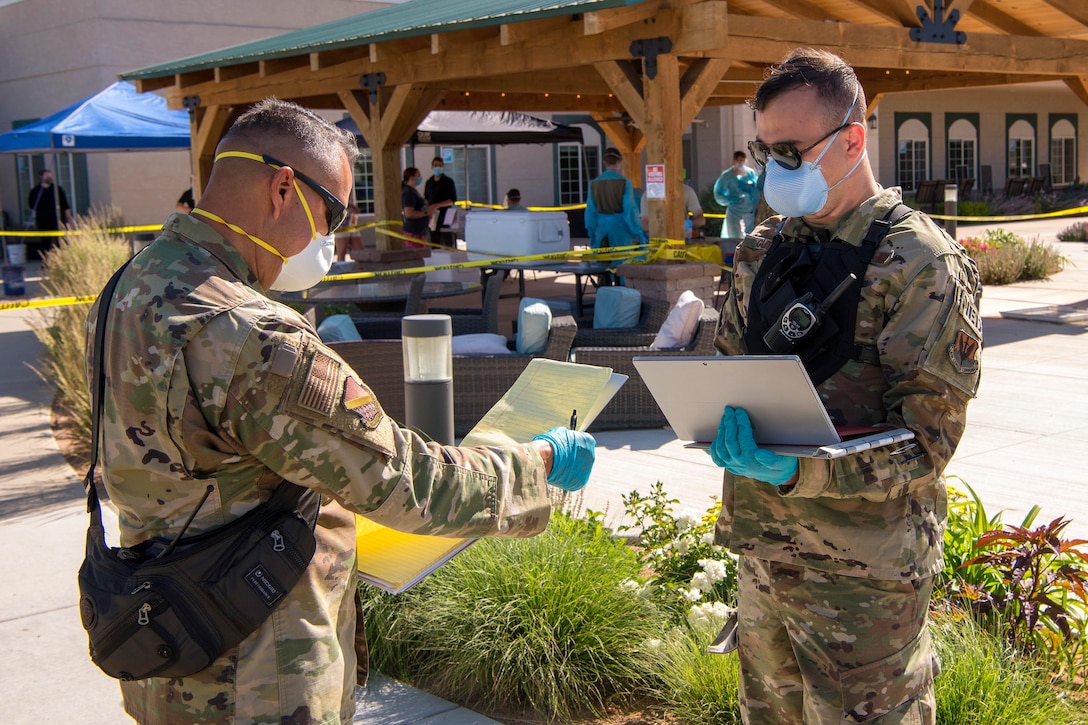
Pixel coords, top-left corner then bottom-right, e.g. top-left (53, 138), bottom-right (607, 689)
top-left (947, 118), bottom-right (977, 181)
top-left (897, 118), bottom-right (929, 191)
top-left (1050, 118), bottom-right (1076, 187)
top-left (1008, 119), bottom-right (1035, 178)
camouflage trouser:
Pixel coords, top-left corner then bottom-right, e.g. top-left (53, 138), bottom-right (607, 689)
top-left (736, 557), bottom-right (939, 724)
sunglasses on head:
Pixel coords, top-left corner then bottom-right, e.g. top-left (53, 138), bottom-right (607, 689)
top-left (260, 154), bottom-right (348, 233)
top-left (748, 121), bottom-right (853, 172)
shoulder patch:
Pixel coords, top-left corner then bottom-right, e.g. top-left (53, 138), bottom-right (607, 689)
top-left (297, 350), bottom-right (339, 416)
top-left (343, 376), bottom-right (383, 429)
top-left (948, 329), bottom-right (981, 375)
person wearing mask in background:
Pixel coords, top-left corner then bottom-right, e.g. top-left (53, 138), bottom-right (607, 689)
top-left (584, 147), bottom-right (647, 249)
top-left (709, 48), bottom-right (981, 723)
top-left (424, 155), bottom-right (457, 246)
top-left (27, 168), bottom-right (73, 258)
top-left (713, 150), bottom-right (761, 239)
top-left (87, 98), bottom-right (595, 724)
top-left (503, 188), bottom-right (527, 211)
top-left (639, 178), bottom-right (706, 239)
top-left (401, 166), bottom-right (429, 248)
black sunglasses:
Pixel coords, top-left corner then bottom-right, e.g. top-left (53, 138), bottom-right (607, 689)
top-left (262, 154), bottom-right (348, 233)
top-left (748, 121), bottom-right (853, 171)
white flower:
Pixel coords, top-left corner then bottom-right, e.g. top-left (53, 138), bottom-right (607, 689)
top-left (686, 601), bottom-right (736, 638)
top-left (681, 587), bottom-right (703, 603)
top-left (620, 578), bottom-right (641, 592)
top-left (699, 558), bottom-right (728, 583)
top-left (700, 532), bottom-right (716, 546)
top-left (646, 638), bottom-right (664, 651)
top-left (674, 535), bottom-right (693, 555)
top-left (690, 572), bottom-right (712, 592)
top-left (675, 509), bottom-right (700, 532)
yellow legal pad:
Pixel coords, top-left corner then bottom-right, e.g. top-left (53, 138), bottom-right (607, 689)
top-left (355, 358), bottom-right (626, 594)
top-left (354, 517), bottom-right (473, 594)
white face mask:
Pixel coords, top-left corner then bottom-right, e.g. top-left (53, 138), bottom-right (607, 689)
top-left (269, 233), bottom-right (335, 292)
top-left (762, 90), bottom-right (863, 219)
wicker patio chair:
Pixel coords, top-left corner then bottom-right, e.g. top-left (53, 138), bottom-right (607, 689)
top-left (569, 299), bottom-right (673, 348)
top-left (569, 306), bottom-right (720, 430)
top-left (427, 272), bottom-right (503, 335)
top-left (329, 314), bottom-right (579, 438)
top-left (348, 273), bottom-right (426, 339)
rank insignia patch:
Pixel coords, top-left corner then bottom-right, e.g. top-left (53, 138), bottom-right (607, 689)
top-left (948, 328), bottom-right (980, 375)
top-left (343, 376), bottom-right (382, 427)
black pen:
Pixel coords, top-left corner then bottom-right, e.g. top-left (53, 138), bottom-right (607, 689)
top-left (570, 409), bottom-right (578, 431)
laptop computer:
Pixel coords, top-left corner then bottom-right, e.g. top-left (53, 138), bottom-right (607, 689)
top-left (631, 355), bottom-right (914, 459)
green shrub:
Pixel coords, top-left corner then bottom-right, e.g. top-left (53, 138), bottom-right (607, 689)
top-left (360, 512), bottom-right (669, 721)
top-left (1057, 221), bottom-right (1088, 242)
top-left (28, 207), bottom-right (132, 458)
top-left (933, 608), bottom-right (1088, 724)
top-left (699, 182), bottom-right (727, 216)
top-left (646, 610), bottom-right (742, 724)
top-left (959, 229), bottom-right (1065, 285)
top-left (619, 482), bottom-right (737, 620)
top-left (955, 199), bottom-right (992, 217)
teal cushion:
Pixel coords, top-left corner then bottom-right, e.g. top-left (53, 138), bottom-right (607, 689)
top-left (317, 314), bottom-right (362, 342)
top-left (515, 298), bottom-right (553, 354)
top-left (593, 286), bottom-right (642, 329)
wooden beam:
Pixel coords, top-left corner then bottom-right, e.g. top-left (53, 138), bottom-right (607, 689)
top-left (865, 93), bottom-right (884, 119)
top-left (132, 77), bottom-right (174, 94)
top-left (642, 54), bottom-right (684, 242)
top-left (679, 58), bottom-right (732, 128)
top-left (583, 0), bottom-right (666, 35)
top-left (758, 0), bottom-right (838, 23)
top-left (310, 47), bottom-right (366, 71)
top-left (946, 0), bottom-right (977, 19)
top-left (381, 85), bottom-right (442, 148)
top-left (500, 15), bottom-right (572, 45)
top-left (1063, 77), bottom-right (1088, 107)
top-left (1039, 0), bottom-right (1088, 26)
top-left (848, 0), bottom-right (922, 27)
top-left (591, 113), bottom-right (646, 158)
top-left (436, 91), bottom-right (623, 114)
top-left (967, 0), bottom-right (1043, 36)
top-left (190, 105), bottom-right (235, 197)
top-left (338, 89), bottom-right (373, 139)
top-left (215, 63), bottom-right (258, 83)
top-left (594, 60), bottom-right (646, 129)
top-left (259, 56), bottom-right (310, 78)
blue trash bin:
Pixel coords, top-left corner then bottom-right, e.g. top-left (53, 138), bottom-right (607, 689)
top-left (2, 264), bottom-right (26, 296)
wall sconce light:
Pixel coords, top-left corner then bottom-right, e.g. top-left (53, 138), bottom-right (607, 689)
top-left (867, 114), bottom-right (878, 130)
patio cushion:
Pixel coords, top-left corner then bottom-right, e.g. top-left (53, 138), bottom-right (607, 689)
top-left (515, 298), bottom-right (553, 354)
top-left (452, 333), bottom-right (512, 355)
top-left (592, 286), bottom-right (642, 329)
top-left (650, 290), bottom-right (704, 349)
top-left (317, 314), bottom-right (363, 342)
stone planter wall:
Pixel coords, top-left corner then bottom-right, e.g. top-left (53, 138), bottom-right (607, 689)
top-left (615, 262), bottom-right (720, 308)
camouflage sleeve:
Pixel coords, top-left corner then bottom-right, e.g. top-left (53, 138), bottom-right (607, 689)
top-left (203, 313), bottom-right (552, 539)
top-left (787, 238), bottom-right (982, 501)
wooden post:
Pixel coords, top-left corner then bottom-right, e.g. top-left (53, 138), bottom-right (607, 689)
top-left (642, 53), bottom-right (684, 243)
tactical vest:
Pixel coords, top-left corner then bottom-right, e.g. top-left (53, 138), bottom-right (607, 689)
top-left (743, 204), bottom-right (912, 387)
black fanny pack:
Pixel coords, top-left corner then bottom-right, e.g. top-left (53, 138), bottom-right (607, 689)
top-left (78, 258), bottom-right (320, 681)
top-left (79, 481), bottom-right (319, 681)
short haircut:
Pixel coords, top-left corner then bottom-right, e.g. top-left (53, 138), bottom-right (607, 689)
top-left (733, 150), bottom-right (747, 161)
top-left (602, 147), bottom-right (622, 164)
top-left (431, 156), bottom-right (444, 167)
top-left (221, 98), bottom-right (359, 179)
top-left (749, 48), bottom-right (865, 130)
top-left (506, 188), bottom-right (521, 201)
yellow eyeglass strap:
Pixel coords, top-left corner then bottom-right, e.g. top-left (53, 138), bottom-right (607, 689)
top-left (189, 207), bottom-right (289, 264)
top-left (215, 151), bottom-right (318, 237)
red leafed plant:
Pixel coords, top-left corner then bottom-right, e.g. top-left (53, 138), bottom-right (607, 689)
top-left (959, 517), bottom-right (1088, 666)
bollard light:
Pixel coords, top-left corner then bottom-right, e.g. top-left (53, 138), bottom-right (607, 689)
top-left (943, 183), bottom-right (958, 239)
top-left (402, 314), bottom-right (454, 445)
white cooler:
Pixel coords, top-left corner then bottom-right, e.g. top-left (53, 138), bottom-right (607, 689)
top-left (464, 210), bottom-right (570, 262)
top-left (425, 250), bottom-right (476, 283)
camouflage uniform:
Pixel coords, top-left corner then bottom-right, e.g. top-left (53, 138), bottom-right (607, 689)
top-left (714, 188), bottom-right (982, 723)
top-left (86, 213), bottom-right (553, 724)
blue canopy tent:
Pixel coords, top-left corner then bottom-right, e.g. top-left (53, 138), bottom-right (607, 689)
top-left (0, 80), bottom-right (190, 153)
top-left (0, 81), bottom-right (190, 261)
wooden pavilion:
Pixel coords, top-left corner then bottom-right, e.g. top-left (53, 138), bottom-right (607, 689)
top-left (122, 0), bottom-right (1088, 246)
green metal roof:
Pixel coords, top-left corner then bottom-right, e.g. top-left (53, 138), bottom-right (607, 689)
top-left (121, 0), bottom-right (642, 80)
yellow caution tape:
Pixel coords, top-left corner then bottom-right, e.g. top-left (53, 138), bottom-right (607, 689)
top-left (0, 294), bottom-right (98, 312)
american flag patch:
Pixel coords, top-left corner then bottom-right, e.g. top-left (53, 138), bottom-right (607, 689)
top-left (297, 350), bottom-right (339, 415)
top-left (343, 376), bottom-right (381, 427)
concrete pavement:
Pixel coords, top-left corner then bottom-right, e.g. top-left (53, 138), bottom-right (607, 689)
top-left (0, 218), bottom-right (1085, 722)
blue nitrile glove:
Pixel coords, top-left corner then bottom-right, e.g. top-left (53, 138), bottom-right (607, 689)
top-left (532, 426), bottom-right (596, 492)
top-left (707, 406), bottom-right (798, 486)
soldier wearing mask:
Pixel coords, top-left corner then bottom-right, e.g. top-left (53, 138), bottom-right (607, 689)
top-left (86, 98), bottom-right (594, 723)
top-left (708, 48), bottom-right (981, 724)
